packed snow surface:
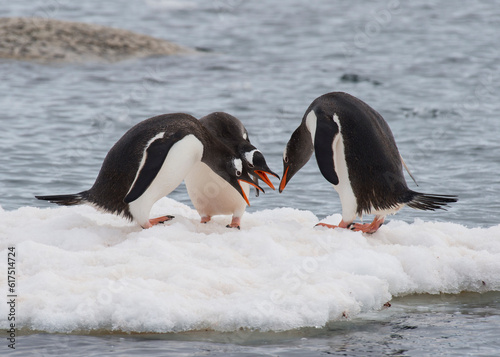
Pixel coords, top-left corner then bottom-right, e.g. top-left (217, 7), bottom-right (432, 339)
top-left (1, 198), bottom-right (499, 333)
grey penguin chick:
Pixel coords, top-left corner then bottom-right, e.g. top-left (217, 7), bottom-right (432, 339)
top-left (279, 92), bottom-right (457, 234)
top-left (36, 113), bottom-right (263, 228)
top-left (184, 112), bottom-right (279, 229)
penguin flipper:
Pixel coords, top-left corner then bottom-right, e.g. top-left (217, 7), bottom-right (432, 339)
top-left (314, 117), bottom-right (339, 185)
top-left (124, 136), bottom-right (180, 204)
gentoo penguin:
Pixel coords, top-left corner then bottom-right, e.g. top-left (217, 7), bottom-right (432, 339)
top-left (184, 112), bottom-right (279, 228)
top-left (279, 92), bottom-right (457, 233)
top-left (36, 113), bottom-right (263, 229)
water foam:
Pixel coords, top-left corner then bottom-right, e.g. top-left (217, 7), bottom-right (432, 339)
top-left (1, 198), bottom-right (499, 333)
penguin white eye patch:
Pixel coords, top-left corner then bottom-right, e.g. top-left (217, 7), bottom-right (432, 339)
top-left (233, 158), bottom-right (243, 175)
top-left (245, 149), bottom-right (259, 166)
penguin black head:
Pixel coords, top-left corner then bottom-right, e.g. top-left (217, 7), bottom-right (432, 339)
top-left (201, 111), bottom-right (278, 191)
top-left (238, 142), bottom-right (280, 190)
top-left (279, 123), bottom-right (314, 193)
top-left (280, 95), bottom-right (343, 192)
top-left (217, 157), bottom-right (265, 206)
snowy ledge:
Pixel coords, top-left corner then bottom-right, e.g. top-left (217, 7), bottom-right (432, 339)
top-left (0, 197), bottom-right (499, 333)
top-left (0, 17), bottom-right (193, 63)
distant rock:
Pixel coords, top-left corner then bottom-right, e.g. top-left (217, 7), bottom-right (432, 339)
top-left (340, 73), bottom-right (382, 86)
top-left (0, 17), bottom-right (192, 63)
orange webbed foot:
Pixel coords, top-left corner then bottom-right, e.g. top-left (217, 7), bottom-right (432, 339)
top-left (351, 217), bottom-right (385, 234)
top-left (315, 217), bottom-right (385, 234)
top-left (315, 222), bottom-right (342, 229)
top-left (200, 216), bottom-right (211, 224)
top-left (315, 220), bottom-right (353, 230)
top-left (149, 215), bottom-right (174, 226)
top-left (226, 217), bottom-right (241, 230)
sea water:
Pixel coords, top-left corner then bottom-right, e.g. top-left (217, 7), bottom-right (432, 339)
top-left (1, 0), bottom-right (500, 356)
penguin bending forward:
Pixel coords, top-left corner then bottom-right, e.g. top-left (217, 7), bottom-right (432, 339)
top-left (279, 92), bottom-right (457, 234)
top-left (36, 113), bottom-right (263, 228)
top-left (185, 112), bottom-right (279, 228)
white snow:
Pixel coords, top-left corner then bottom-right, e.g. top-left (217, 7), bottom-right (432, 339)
top-left (1, 198), bottom-right (499, 333)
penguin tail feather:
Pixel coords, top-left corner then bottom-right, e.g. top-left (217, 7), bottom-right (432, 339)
top-left (405, 191), bottom-right (458, 211)
top-left (35, 192), bottom-right (87, 206)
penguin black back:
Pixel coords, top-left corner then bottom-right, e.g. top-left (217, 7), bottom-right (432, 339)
top-left (84, 114), bottom-right (202, 218)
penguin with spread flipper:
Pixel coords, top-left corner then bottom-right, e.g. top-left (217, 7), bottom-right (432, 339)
top-left (36, 113), bottom-right (263, 228)
top-left (185, 112), bottom-right (279, 229)
top-left (279, 92), bottom-right (457, 234)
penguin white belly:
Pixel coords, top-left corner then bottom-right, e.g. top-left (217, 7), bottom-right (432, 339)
top-left (331, 115), bottom-right (358, 222)
top-left (128, 135), bottom-right (203, 226)
top-left (185, 162), bottom-right (249, 218)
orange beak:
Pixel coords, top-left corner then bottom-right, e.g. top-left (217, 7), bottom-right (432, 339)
top-left (254, 170), bottom-right (278, 190)
top-left (279, 166), bottom-right (289, 193)
top-left (238, 179), bottom-right (264, 206)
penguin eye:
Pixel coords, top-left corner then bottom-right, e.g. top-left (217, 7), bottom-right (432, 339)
top-left (236, 170), bottom-right (242, 177)
top-left (284, 156), bottom-right (289, 163)
top-left (248, 163), bottom-right (254, 169)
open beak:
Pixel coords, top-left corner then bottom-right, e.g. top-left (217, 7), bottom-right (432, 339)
top-left (279, 166), bottom-right (289, 193)
top-left (254, 170), bottom-right (280, 190)
top-left (238, 178), bottom-right (264, 206)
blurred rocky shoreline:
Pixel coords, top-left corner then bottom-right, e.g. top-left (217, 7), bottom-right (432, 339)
top-left (0, 17), bottom-right (192, 63)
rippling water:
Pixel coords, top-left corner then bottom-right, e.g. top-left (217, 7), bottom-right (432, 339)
top-left (2, 0), bottom-right (500, 355)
